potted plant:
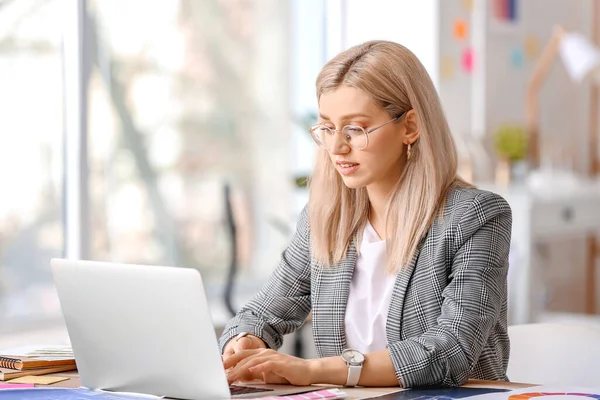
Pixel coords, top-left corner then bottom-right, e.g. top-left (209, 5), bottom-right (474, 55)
top-left (493, 124), bottom-right (528, 184)
top-left (292, 111), bottom-right (318, 189)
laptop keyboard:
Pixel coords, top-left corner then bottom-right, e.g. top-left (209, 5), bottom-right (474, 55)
top-left (229, 384), bottom-right (274, 396)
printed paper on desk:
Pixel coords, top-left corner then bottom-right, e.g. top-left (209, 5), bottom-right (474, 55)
top-left (7, 375), bottom-right (70, 384)
top-left (0, 344), bottom-right (73, 360)
top-left (465, 386), bottom-right (600, 400)
top-left (374, 387), bottom-right (510, 400)
top-left (0, 383), bottom-right (36, 389)
top-left (0, 388), bottom-right (152, 399)
top-left (257, 388), bottom-right (348, 399)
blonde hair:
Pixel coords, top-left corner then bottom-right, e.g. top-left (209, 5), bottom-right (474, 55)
top-left (308, 40), bottom-right (470, 273)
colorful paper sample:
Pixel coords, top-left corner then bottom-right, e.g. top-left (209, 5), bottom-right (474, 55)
top-left (454, 19), bottom-right (468, 41)
top-left (494, 0), bottom-right (518, 22)
top-left (441, 55), bottom-right (455, 81)
top-left (463, 0), bottom-right (474, 12)
top-left (525, 35), bottom-right (540, 59)
top-left (511, 47), bottom-right (525, 68)
top-left (7, 375), bottom-right (69, 385)
top-left (462, 47), bottom-right (474, 73)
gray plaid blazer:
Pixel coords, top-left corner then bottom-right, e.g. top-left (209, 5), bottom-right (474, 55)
top-left (219, 186), bottom-right (512, 388)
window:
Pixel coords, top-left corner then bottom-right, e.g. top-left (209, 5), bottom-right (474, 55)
top-left (0, 0), bottom-right (294, 345)
top-left (0, 0), bottom-right (66, 341)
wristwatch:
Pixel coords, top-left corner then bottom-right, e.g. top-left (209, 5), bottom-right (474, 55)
top-left (341, 348), bottom-right (365, 387)
top-left (235, 332), bottom-right (251, 342)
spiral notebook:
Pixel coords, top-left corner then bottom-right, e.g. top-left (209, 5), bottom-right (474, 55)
top-left (0, 346), bottom-right (76, 371)
top-left (0, 355), bottom-right (76, 370)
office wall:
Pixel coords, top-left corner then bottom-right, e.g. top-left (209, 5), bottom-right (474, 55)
top-left (292, 0), bottom-right (599, 320)
top-left (473, 0), bottom-right (596, 314)
top-left (481, 0), bottom-right (592, 174)
top-left (343, 0), bottom-right (439, 82)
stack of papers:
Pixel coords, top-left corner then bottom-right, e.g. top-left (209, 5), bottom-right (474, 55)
top-left (2, 345), bottom-right (74, 361)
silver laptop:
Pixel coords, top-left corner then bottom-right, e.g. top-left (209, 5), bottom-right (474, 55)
top-left (51, 258), bottom-right (318, 400)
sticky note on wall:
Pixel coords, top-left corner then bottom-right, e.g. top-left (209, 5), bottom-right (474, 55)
top-left (441, 55), bottom-right (454, 81)
top-left (511, 47), bottom-right (524, 68)
top-left (525, 35), bottom-right (539, 59)
top-left (462, 47), bottom-right (474, 73)
top-left (454, 19), bottom-right (468, 41)
top-left (494, 0), bottom-right (519, 22)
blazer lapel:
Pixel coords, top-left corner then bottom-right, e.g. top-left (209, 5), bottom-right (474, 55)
top-left (385, 239), bottom-right (424, 343)
top-left (311, 242), bottom-right (357, 357)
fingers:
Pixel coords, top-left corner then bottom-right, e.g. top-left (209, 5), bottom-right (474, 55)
top-left (222, 337), bottom-right (258, 363)
top-left (225, 349), bottom-right (271, 372)
top-left (250, 360), bottom-right (311, 386)
top-left (226, 351), bottom-right (278, 383)
top-left (236, 337), bottom-right (255, 350)
top-left (249, 360), bottom-right (280, 375)
top-left (227, 355), bottom-right (268, 384)
top-left (223, 348), bottom-right (265, 369)
top-left (228, 365), bottom-right (258, 384)
top-left (222, 348), bottom-right (234, 359)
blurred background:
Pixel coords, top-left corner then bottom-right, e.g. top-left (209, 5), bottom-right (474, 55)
top-left (1, 0), bottom-right (600, 354)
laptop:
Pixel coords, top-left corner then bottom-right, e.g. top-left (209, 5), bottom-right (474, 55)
top-left (50, 258), bottom-right (319, 399)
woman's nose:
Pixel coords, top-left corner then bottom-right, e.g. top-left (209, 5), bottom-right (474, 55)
top-left (328, 131), bottom-right (351, 155)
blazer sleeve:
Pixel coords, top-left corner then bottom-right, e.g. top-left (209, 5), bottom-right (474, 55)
top-left (387, 191), bottom-right (512, 387)
top-left (218, 206), bottom-right (312, 353)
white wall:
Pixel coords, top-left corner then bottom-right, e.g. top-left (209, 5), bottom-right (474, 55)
top-left (343, 0), bottom-right (439, 84)
top-left (474, 0), bottom-right (596, 315)
top-left (437, 0), bottom-right (476, 162)
top-left (480, 0), bottom-right (592, 174)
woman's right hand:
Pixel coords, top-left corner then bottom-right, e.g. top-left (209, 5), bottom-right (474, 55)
top-left (222, 333), bottom-right (267, 361)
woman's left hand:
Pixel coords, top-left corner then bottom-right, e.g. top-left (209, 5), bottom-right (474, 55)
top-left (223, 348), bottom-right (316, 386)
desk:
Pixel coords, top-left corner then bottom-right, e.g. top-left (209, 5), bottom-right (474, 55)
top-left (37, 372), bottom-right (535, 400)
top-left (480, 181), bottom-right (600, 324)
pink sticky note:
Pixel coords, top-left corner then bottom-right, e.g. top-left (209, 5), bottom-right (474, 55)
top-left (0, 383), bottom-right (36, 389)
top-left (462, 47), bottom-right (474, 73)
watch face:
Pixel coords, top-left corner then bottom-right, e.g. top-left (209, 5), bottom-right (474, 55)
top-left (342, 349), bottom-right (365, 364)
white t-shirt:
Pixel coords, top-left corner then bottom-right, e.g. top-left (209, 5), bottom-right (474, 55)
top-left (344, 221), bottom-right (397, 354)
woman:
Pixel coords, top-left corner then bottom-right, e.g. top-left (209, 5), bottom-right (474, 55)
top-left (219, 40), bottom-right (511, 388)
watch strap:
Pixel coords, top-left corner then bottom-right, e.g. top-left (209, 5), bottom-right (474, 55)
top-left (345, 364), bottom-right (362, 387)
top-left (235, 332), bottom-right (251, 342)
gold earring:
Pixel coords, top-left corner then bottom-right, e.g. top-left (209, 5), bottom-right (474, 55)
top-left (407, 143), bottom-right (412, 160)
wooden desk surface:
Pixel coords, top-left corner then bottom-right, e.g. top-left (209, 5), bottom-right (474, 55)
top-left (37, 372), bottom-right (536, 399)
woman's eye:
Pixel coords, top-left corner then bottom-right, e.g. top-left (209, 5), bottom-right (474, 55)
top-left (345, 126), bottom-right (363, 134)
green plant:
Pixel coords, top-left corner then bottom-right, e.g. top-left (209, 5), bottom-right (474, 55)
top-left (292, 111), bottom-right (318, 188)
top-left (494, 124), bottom-right (528, 162)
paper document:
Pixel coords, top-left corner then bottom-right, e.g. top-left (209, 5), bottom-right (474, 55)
top-left (465, 386), bottom-right (600, 400)
top-left (0, 345), bottom-right (73, 360)
top-left (374, 387), bottom-right (509, 400)
top-left (0, 388), bottom-right (155, 399)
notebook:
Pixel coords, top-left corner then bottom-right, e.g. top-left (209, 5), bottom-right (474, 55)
top-left (0, 364), bottom-right (76, 381)
top-left (0, 355), bottom-right (75, 370)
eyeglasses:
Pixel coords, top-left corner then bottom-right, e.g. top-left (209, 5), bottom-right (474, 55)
top-left (308, 112), bottom-right (405, 151)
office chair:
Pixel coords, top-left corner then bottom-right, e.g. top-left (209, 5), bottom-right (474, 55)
top-left (507, 322), bottom-right (600, 386)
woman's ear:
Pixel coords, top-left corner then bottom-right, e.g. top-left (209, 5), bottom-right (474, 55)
top-left (403, 109), bottom-right (420, 145)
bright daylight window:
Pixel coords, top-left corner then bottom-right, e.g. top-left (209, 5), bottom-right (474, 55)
top-left (0, 0), bottom-right (66, 342)
top-left (0, 0), bottom-right (295, 346)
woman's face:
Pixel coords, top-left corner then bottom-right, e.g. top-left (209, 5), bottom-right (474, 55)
top-left (318, 85), bottom-right (409, 191)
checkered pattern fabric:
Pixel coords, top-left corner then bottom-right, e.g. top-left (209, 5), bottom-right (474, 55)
top-left (219, 186), bottom-right (511, 388)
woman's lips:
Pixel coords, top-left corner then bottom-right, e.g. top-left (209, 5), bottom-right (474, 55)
top-left (336, 162), bottom-right (360, 176)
